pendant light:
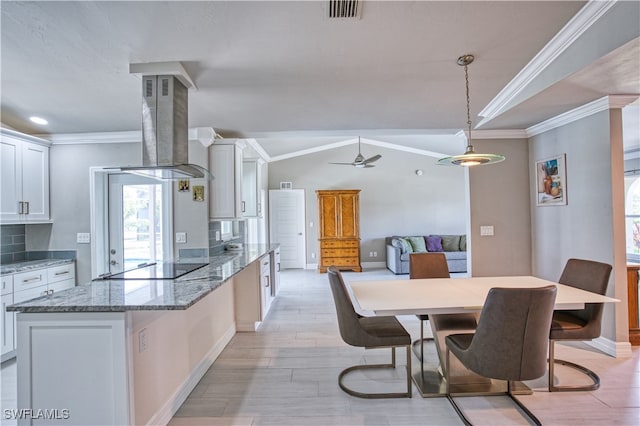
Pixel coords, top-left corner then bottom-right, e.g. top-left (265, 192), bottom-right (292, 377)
top-left (438, 54), bottom-right (505, 166)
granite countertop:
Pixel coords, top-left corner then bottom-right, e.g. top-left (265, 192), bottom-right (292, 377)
top-left (8, 244), bottom-right (277, 313)
top-left (1, 258), bottom-right (75, 275)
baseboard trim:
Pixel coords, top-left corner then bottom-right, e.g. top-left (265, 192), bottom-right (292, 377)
top-left (236, 321), bottom-right (260, 332)
top-left (587, 336), bottom-right (633, 358)
top-left (146, 322), bottom-right (236, 426)
top-left (305, 263), bottom-right (318, 270)
top-left (361, 261), bottom-right (387, 268)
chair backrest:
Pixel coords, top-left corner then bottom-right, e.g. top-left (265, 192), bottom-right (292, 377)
top-left (462, 286), bottom-right (557, 381)
top-left (409, 252), bottom-right (450, 279)
top-left (558, 258), bottom-right (612, 334)
top-left (327, 267), bottom-right (367, 347)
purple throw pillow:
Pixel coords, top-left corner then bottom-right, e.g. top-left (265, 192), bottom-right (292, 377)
top-left (426, 236), bottom-right (443, 252)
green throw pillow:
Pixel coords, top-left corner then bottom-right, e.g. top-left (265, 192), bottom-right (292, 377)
top-left (459, 235), bottom-right (467, 251)
top-left (405, 236), bottom-right (427, 253)
top-left (391, 237), bottom-right (412, 254)
top-left (441, 235), bottom-right (461, 252)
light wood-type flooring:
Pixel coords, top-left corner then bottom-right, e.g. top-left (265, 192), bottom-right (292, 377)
top-left (2, 267), bottom-right (639, 425)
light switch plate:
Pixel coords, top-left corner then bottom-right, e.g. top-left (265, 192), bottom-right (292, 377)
top-left (480, 226), bottom-right (494, 236)
top-left (77, 233), bottom-right (91, 243)
top-left (176, 232), bottom-right (187, 243)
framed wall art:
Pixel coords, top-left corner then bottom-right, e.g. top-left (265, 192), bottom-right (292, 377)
top-left (535, 154), bottom-right (567, 206)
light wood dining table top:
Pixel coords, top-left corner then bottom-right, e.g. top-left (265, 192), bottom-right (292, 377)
top-left (347, 275), bottom-right (619, 316)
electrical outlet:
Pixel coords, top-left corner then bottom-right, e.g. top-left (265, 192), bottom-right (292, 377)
top-left (311, 252), bottom-right (316, 259)
top-left (373, 251), bottom-right (377, 257)
top-left (139, 328), bottom-right (148, 353)
top-left (480, 226), bottom-right (495, 236)
top-left (369, 251), bottom-right (373, 257)
top-left (176, 232), bottom-right (187, 243)
top-left (215, 230), bottom-right (221, 241)
top-left (309, 221), bottom-right (314, 228)
top-left (76, 233), bottom-right (91, 244)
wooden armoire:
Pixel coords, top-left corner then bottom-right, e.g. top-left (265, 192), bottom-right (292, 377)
top-left (316, 189), bottom-right (362, 273)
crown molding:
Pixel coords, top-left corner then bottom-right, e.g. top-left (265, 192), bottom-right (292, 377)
top-left (477, 0), bottom-right (617, 127)
top-left (244, 138), bottom-right (272, 162)
top-left (1, 127), bottom-right (51, 146)
top-left (39, 131), bottom-right (141, 145)
top-left (460, 129), bottom-right (528, 140)
top-left (527, 95), bottom-right (639, 137)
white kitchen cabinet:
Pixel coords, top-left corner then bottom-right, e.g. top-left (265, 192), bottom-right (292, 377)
top-left (233, 254), bottom-right (274, 331)
top-left (270, 246), bottom-right (281, 297)
top-left (260, 255), bottom-right (273, 316)
top-left (209, 141), bottom-right (244, 219)
top-left (0, 128), bottom-right (50, 223)
top-left (242, 159), bottom-right (264, 217)
top-left (1, 274), bottom-right (15, 359)
top-left (3, 262), bottom-right (75, 360)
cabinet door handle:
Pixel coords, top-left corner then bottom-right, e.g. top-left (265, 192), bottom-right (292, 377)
top-left (48, 289), bottom-right (54, 295)
top-left (54, 271), bottom-right (69, 276)
top-left (277, 262), bottom-right (280, 272)
top-left (22, 275), bottom-right (42, 284)
top-left (265, 275), bottom-right (270, 287)
top-left (25, 202), bottom-right (29, 214)
top-left (241, 201), bottom-right (246, 212)
top-left (18, 201), bottom-right (24, 214)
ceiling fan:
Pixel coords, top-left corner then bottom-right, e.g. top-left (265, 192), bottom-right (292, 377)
top-left (329, 137), bottom-right (381, 168)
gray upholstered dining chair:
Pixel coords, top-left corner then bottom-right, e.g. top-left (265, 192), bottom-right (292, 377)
top-left (409, 253), bottom-right (477, 361)
top-left (327, 266), bottom-right (412, 398)
top-left (549, 258), bottom-right (612, 392)
top-left (445, 285), bottom-right (557, 426)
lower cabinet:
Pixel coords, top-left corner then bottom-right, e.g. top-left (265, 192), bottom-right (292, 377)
top-left (260, 255), bottom-right (273, 316)
top-left (270, 247), bottom-right (281, 297)
top-left (1, 294), bottom-right (14, 357)
top-left (1, 261), bottom-right (75, 360)
top-left (234, 254), bottom-right (274, 332)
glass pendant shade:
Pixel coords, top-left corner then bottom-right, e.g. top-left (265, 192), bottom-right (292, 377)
top-left (438, 54), bottom-right (505, 167)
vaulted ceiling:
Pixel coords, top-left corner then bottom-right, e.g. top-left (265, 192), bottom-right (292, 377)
top-left (1, 1), bottom-right (638, 158)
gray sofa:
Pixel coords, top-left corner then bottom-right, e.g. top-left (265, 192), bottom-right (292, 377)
top-left (386, 235), bottom-right (467, 274)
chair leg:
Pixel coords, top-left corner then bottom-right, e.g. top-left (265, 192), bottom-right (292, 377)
top-left (445, 347), bottom-right (472, 426)
top-left (507, 381), bottom-right (542, 426)
top-left (548, 340), bottom-right (600, 392)
top-left (338, 345), bottom-right (412, 399)
top-left (445, 350), bottom-right (542, 426)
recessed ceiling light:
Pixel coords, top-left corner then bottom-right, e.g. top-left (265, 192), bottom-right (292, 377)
top-left (29, 116), bottom-right (48, 125)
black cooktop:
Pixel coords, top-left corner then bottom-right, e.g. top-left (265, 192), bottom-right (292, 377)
top-left (105, 262), bottom-right (208, 280)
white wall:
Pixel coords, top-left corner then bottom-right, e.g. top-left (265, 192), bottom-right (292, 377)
top-left (268, 144), bottom-right (467, 265)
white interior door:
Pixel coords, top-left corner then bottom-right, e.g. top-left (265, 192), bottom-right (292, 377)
top-left (108, 174), bottom-right (172, 273)
top-left (269, 189), bottom-right (305, 269)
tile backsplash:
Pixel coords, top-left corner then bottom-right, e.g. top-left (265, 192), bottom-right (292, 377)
top-left (209, 220), bottom-right (247, 255)
top-left (1, 224), bottom-right (76, 265)
top-left (1, 224), bottom-right (26, 264)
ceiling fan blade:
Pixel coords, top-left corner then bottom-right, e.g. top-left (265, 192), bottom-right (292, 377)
top-left (329, 162), bottom-right (356, 166)
top-left (362, 154), bottom-right (381, 164)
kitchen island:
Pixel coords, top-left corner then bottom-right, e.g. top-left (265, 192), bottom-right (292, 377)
top-left (7, 245), bottom-right (278, 426)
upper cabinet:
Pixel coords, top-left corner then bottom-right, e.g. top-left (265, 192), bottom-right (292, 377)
top-left (242, 159), bottom-right (264, 217)
top-left (209, 141), bottom-right (244, 219)
top-left (0, 129), bottom-right (50, 223)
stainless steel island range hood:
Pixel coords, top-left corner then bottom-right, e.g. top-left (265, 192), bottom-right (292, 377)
top-left (116, 72), bottom-right (212, 180)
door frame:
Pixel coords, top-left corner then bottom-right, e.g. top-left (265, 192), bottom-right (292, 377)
top-left (90, 167), bottom-right (173, 278)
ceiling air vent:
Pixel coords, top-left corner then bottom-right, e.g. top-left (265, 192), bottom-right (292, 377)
top-left (328, 0), bottom-right (362, 19)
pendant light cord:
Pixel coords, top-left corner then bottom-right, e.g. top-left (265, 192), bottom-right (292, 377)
top-left (464, 61), bottom-right (473, 152)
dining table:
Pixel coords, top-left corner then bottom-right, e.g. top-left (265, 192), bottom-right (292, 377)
top-left (347, 275), bottom-right (619, 397)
